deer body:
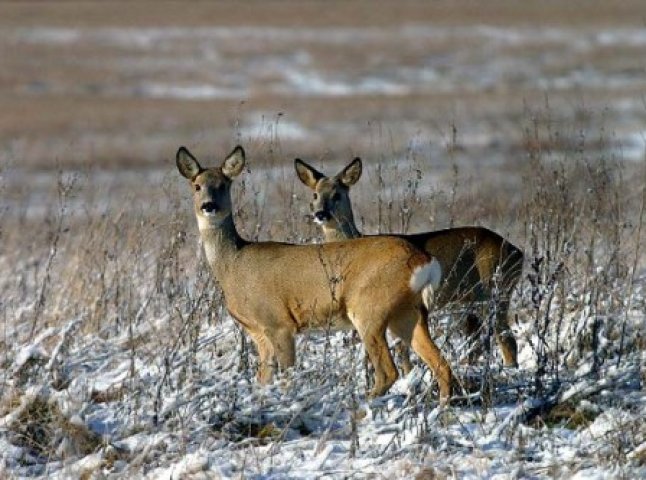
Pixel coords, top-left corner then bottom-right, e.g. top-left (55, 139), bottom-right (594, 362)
top-left (295, 157), bottom-right (523, 367)
top-left (177, 146), bottom-right (453, 399)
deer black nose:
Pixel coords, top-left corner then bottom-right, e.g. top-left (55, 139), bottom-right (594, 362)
top-left (201, 202), bottom-right (218, 214)
top-left (314, 210), bottom-right (331, 222)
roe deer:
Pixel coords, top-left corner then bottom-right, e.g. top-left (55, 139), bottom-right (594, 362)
top-left (294, 157), bottom-right (523, 367)
top-left (176, 145), bottom-right (454, 399)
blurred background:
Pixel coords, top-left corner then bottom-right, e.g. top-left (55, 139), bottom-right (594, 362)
top-left (2, 0), bottom-right (645, 237)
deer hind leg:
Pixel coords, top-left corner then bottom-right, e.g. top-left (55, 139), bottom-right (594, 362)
top-left (495, 256), bottom-right (521, 367)
top-left (353, 314), bottom-right (398, 398)
top-left (494, 298), bottom-right (518, 367)
top-left (248, 331), bottom-right (275, 384)
top-left (387, 320), bottom-right (416, 374)
top-left (464, 312), bottom-right (482, 365)
top-left (461, 304), bottom-right (518, 368)
top-left (268, 326), bottom-right (296, 372)
top-left (474, 247), bottom-right (519, 368)
top-left (395, 342), bottom-right (413, 375)
top-left (388, 307), bottom-right (453, 402)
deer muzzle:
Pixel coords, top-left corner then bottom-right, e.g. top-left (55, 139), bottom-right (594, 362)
top-left (313, 210), bottom-right (332, 224)
top-left (201, 202), bottom-right (219, 216)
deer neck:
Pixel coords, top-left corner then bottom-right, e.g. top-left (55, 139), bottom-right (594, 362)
top-left (323, 213), bottom-right (362, 241)
top-left (198, 214), bottom-right (245, 281)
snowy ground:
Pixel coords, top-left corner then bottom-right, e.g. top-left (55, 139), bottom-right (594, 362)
top-left (1, 246), bottom-right (645, 478)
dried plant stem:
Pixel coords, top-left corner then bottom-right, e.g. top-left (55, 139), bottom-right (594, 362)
top-left (617, 150), bottom-right (646, 367)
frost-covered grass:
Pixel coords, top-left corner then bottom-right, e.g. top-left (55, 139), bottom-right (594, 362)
top-left (1, 111), bottom-right (646, 478)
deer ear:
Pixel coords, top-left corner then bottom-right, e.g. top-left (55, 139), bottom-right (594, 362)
top-left (294, 158), bottom-right (325, 189)
top-left (176, 147), bottom-right (202, 180)
top-left (337, 157), bottom-right (362, 187)
top-left (222, 145), bottom-right (245, 179)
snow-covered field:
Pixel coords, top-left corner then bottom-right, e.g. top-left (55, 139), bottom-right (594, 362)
top-left (3, 309), bottom-right (645, 479)
top-left (2, 132), bottom-right (645, 478)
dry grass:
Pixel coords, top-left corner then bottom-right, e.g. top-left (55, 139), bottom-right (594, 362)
top-left (2, 106), bottom-right (644, 356)
top-left (0, 108), bottom-right (644, 476)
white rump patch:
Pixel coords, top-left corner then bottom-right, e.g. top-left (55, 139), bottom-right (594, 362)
top-left (410, 259), bottom-right (442, 310)
top-left (410, 259), bottom-right (442, 293)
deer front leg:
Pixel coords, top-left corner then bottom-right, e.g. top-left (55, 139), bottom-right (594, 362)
top-left (248, 331), bottom-right (275, 384)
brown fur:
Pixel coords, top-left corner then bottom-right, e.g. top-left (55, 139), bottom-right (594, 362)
top-left (295, 157), bottom-right (523, 367)
top-left (177, 146), bottom-right (453, 399)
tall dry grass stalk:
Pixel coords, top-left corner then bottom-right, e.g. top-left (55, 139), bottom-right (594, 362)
top-left (517, 100), bottom-right (641, 397)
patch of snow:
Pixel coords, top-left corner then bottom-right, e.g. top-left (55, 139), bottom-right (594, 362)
top-left (136, 83), bottom-right (246, 100)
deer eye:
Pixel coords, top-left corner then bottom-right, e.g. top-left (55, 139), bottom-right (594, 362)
top-left (194, 184), bottom-right (201, 192)
top-left (332, 193), bottom-right (340, 202)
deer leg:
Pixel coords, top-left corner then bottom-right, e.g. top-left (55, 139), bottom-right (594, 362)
top-left (248, 331), bottom-right (274, 384)
top-left (395, 341), bottom-right (413, 375)
top-left (269, 327), bottom-right (296, 372)
top-left (494, 299), bottom-right (518, 367)
top-left (464, 312), bottom-right (482, 365)
top-left (381, 321), bottom-right (412, 374)
top-left (356, 319), bottom-right (398, 398)
top-left (388, 307), bottom-right (453, 403)
top-left (412, 316), bottom-right (453, 402)
top-left (475, 247), bottom-right (520, 368)
top-left (387, 313), bottom-right (415, 374)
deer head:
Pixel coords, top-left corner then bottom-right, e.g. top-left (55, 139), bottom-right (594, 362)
top-left (176, 146), bottom-right (245, 231)
top-left (294, 157), bottom-right (362, 239)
